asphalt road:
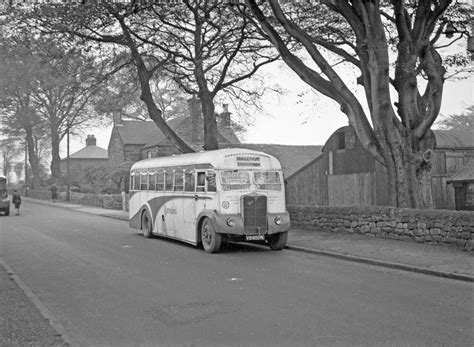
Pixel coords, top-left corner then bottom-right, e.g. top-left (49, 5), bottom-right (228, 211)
top-left (1, 201), bottom-right (473, 346)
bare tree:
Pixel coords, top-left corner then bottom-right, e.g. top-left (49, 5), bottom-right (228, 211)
top-left (22, 2), bottom-right (279, 151)
top-left (28, 36), bottom-right (105, 182)
top-left (244, 0), bottom-right (472, 208)
top-left (141, 0), bottom-right (279, 149)
top-left (0, 33), bottom-right (45, 188)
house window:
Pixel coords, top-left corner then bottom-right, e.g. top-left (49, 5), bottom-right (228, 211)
top-left (337, 132), bottom-right (345, 150)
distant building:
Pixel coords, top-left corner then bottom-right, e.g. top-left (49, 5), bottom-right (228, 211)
top-left (108, 97), bottom-right (241, 166)
top-left (60, 135), bottom-right (108, 184)
top-left (107, 98), bottom-right (323, 189)
top-left (447, 159), bottom-right (474, 211)
top-left (286, 126), bottom-right (474, 209)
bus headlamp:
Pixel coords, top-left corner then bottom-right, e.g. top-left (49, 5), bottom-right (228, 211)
top-left (226, 217), bottom-right (236, 227)
top-left (274, 216), bottom-right (283, 225)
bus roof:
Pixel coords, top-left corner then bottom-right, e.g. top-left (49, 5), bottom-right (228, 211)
top-left (131, 148), bottom-right (283, 171)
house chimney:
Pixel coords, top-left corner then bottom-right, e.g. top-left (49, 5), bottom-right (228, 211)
top-left (220, 103), bottom-right (231, 126)
top-left (187, 96), bottom-right (202, 118)
top-left (112, 110), bottom-right (123, 126)
top-left (85, 135), bottom-right (97, 146)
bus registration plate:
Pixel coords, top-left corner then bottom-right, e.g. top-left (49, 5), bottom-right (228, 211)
top-left (245, 235), bottom-right (265, 241)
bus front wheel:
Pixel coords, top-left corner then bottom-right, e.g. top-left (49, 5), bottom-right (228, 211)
top-left (201, 217), bottom-right (221, 253)
top-left (267, 231), bottom-right (288, 251)
top-left (141, 210), bottom-right (153, 238)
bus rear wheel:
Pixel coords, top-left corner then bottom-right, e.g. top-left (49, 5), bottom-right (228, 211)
top-left (141, 210), bottom-right (153, 238)
top-left (267, 231), bottom-right (288, 251)
top-left (201, 217), bottom-right (221, 253)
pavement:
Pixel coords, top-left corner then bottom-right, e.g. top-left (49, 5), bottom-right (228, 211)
top-left (1, 197), bottom-right (473, 346)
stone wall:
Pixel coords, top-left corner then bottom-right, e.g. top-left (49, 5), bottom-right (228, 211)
top-left (288, 205), bottom-right (474, 251)
top-left (27, 189), bottom-right (123, 210)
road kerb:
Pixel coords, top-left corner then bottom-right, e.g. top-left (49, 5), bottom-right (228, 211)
top-left (285, 244), bottom-right (474, 283)
top-left (0, 258), bottom-right (78, 347)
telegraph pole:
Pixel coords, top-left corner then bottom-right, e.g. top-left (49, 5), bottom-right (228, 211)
top-left (24, 141), bottom-right (28, 197)
top-left (66, 120), bottom-right (70, 202)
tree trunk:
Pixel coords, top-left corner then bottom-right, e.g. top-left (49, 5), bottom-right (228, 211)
top-left (50, 127), bottom-right (61, 183)
top-left (25, 129), bottom-right (41, 189)
top-left (199, 91), bottom-right (219, 151)
top-left (379, 127), bottom-right (435, 209)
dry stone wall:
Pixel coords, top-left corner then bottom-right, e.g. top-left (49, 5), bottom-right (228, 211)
top-left (27, 189), bottom-right (123, 210)
top-left (288, 205), bottom-right (474, 251)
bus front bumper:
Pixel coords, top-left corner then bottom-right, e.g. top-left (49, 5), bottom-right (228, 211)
top-left (214, 212), bottom-right (290, 236)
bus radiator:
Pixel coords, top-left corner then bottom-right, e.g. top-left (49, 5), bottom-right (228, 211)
top-left (242, 195), bottom-right (267, 234)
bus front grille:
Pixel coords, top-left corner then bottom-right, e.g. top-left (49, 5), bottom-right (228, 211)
top-left (242, 195), bottom-right (267, 234)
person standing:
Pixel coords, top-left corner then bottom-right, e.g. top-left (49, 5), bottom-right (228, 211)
top-left (50, 184), bottom-right (58, 202)
top-left (12, 189), bottom-right (21, 215)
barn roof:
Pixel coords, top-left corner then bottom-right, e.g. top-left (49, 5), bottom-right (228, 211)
top-left (65, 145), bottom-right (108, 160)
top-left (448, 160), bottom-right (474, 183)
top-left (433, 130), bottom-right (474, 148)
top-left (226, 143), bottom-right (322, 178)
top-left (327, 126), bottom-right (474, 149)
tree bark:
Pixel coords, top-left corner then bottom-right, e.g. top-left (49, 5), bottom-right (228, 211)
top-left (25, 129), bottom-right (41, 189)
top-left (50, 118), bottom-right (61, 183)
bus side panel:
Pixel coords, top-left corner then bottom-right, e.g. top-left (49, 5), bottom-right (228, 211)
top-left (129, 191), bottom-right (142, 229)
top-left (177, 195), bottom-right (198, 243)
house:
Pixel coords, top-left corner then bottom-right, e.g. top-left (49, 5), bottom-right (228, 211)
top-left (107, 98), bottom-right (322, 189)
top-left (447, 159), bottom-right (474, 211)
top-left (108, 97), bottom-right (241, 166)
top-left (286, 125), bottom-right (474, 209)
top-left (60, 135), bottom-right (108, 185)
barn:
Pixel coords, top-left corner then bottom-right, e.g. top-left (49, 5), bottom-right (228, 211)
top-left (285, 126), bottom-right (474, 209)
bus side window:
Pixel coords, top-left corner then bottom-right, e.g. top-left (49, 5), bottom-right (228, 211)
top-left (165, 171), bottom-right (173, 191)
top-left (140, 172), bottom-right (148, 190)
top-left (149, 172), bottom-right (156, 191)
top-left (132, 172), bottom-right (140, 191)
top-left (185, 170), bottom-right (195, 192)
top-left (174, 170), bottom-right (184, 191)
top-left (156, 170), bottom-right (164, 191)
top-left (196, 172), bottom-right (206, 192)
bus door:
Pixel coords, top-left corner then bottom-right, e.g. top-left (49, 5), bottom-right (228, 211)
top-left (181, 170), bottom-right (208, 242)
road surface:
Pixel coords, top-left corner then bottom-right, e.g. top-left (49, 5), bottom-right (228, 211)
top-left (1, 201), bottom-right (472, 346)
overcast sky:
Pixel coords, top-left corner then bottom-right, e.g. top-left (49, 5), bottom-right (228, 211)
top-left (64, 61), bottom-right (472, 156)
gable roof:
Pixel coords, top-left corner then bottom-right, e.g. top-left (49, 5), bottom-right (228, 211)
top-left (226, 143), bottom-right (322, 178)
top-left (116, 118), bottom-right (186, 146)
top-left (142, 116), bottom-right (240, 149)
top-left (448, 159), bottom-right (474, 183)
top-left (64, 145), bottom-right (108, 160)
